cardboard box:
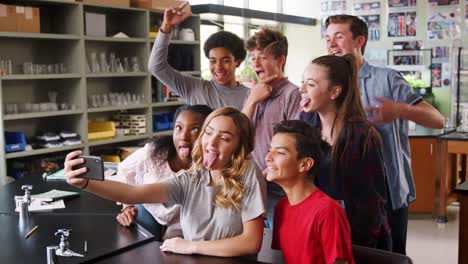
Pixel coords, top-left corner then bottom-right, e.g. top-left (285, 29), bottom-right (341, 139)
top-left (0, 4), bottom-right (17, 32)
top-left (131, 0), bottom-right (190, 11)
top-left (16, 6), bottom-right (40, 33)
top-left (78, 0), bottom-right (130, 8)
top-left (85, 12), bottom-right (106, 36)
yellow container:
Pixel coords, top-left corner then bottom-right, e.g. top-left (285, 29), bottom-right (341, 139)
top-left (101, 155), bottom-right (121, 163)
top-left (88, 121), bottom-right (116, 141)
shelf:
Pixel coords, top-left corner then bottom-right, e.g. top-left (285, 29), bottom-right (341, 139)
top-left (153, 130), bottom-right (173, 137)
top-left (388, 65), bottom-right (428, 72)
top-left (181, 71), bottom-right (201, 75)
top-left (191, 4), bottom-right (316, 26)
top-left (149, 9), bottom-right (164, 14)
top-left (84, 36), bottom-right (147, 43)
top-left (0, 32), bottom-right (81, 40)
top-left (390, 50), bottom-right (426, 56)
top-left (3, 110), bottom-right (83, 120)
top-left (149, 38), bottom-right (200, 45)
top-left (88, 134), bottom-right (149, 147)
top-left (88, 104), bottom-right (149, 113)
top-left (1, 74), bottom-right (82, 80)
top-left (170, 40), bottom-right (200, 45)
top-left (5, 144), bottom-right (85, 159)
top-left (82, 1), bottom-right (145, 11)
top-left (0, 1), bottom-right (201, 181)
top-left (152, 101), bottom-right (185, 107)
top-left (86, 72), bottom-right (148, 78)
top-left (10, 0), bottom-right (81, 6)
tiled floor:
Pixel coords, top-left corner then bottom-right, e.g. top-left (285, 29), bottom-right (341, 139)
top-left (407, 204), bottom-right (459, 264)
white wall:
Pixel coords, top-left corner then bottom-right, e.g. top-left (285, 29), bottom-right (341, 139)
top-left (282, 0), bottom-right (325, 85)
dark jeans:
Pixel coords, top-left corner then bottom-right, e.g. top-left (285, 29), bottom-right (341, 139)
top-left (135, 204), bottom-right (163, 241)
top-left (385, 200), bottom-right (409, 255)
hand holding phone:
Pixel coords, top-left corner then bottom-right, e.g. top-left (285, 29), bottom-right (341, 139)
top-left (72, 155), bottom-right (104, 181)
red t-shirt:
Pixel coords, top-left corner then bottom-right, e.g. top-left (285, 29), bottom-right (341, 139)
top-left (272, 189), bottom-right (354, 264)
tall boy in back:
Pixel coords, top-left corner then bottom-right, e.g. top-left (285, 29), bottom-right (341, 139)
top-left (324, 15), bottom-right (444, 254)
top-left (242, 28), bottom-right (301, 227)
top-left (149, 1), bottom-right (248, 110)
top-left (266, 120), bottom-right (354, 264)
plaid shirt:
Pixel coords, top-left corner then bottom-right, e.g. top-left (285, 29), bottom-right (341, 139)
top-left (301, 112), bottom-right (391, 249)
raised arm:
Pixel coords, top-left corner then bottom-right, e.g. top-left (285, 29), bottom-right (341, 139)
top-left (159, 1), bottom-right (192, 34)
top-left (160, 216), bottom-right (264, 256)
top-left (147, 2), bottom-right (202, 99)
top-left (64, 150), bottom-right (168, 205)
top-left (242, 75), bottom-right (277, 120)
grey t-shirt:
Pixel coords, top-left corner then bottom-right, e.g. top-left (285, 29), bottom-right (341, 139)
top-left (148, 31), bottom-right (249, 110)
top-left (161, 159), bottom-right (267, 241)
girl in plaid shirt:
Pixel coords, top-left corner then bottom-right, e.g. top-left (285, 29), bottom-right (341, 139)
top-left (299, 54), bottom-right (392, 250)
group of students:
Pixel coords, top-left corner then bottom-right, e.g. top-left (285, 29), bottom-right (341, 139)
top-left (64, 2), bottom-right (445, 264)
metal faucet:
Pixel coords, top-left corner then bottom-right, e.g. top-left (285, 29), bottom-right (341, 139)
top-left (21, 185), bottom-right (32, 205)
top-left (54, 229), bottom-right (84, 257)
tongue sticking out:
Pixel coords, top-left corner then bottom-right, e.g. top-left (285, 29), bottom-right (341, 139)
top-left (203, 152), bottom-right (219, 168)
top-left (179, 147), bottom-right (191, 159)
top-left (300, 98), bottom-right (311, 108)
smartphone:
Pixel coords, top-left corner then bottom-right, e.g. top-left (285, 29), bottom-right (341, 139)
top-left (73, 155), bottom-right (104, 181)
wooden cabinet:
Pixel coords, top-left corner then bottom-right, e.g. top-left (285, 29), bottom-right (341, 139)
top-left (409, 137), bottom-right (437, 213)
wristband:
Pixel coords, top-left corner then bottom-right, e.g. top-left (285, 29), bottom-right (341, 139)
top-left (121, 205), bottom-right (135, 213)
top-left (80, 179), bottom-right (89, 190)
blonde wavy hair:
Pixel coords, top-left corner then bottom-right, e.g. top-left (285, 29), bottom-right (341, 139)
top-left (190, 107), bottom-right (254, 210)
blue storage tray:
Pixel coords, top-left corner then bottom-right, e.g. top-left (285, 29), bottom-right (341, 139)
top-left (5, 131), bottom-right (26, 153)
top-left (168, 112), bottom-right (175, 129)
top-left (153, 114), bottom-right (170, 131)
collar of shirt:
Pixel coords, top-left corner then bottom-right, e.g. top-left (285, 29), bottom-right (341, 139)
top-left (299, 111), bottom-right (321, 127)
top-left (359, 60), bottom-right (371, 79)
top-left (253, 78), bottom-right (290, 126)
top-left (269, 77), bottom-right (290, 99)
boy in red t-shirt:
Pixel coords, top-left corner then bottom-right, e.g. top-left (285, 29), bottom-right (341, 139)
top-left (265, 120), bottom-right (354, 264)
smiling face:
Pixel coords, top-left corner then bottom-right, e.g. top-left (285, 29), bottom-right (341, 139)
top-left (325, 23), bottom-right (362, 57)
top-left (299, 63), bottom-right (337, 113)
top-left (172, 111), bottom-right (206, 163)
top-left (249, 49), bottom-right (284, 82)
top-left (265, 133), bottom-right (312, 184)
top-left (201, 115), bottom-right (240, 170)
top-left (208, 47), bottom-right (241, 87)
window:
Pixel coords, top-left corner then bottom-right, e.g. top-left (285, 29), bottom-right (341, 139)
top-left (249, 0), bottom-right (279, 13)
top-left (197, 0), bottom-right (284, 79)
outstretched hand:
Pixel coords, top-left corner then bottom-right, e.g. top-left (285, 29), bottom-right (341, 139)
top-left (366, 97), bottom-right (401, 125)
top-left (64, 150), bottom-right (88, 189)
top-left (116, 205), bottom-right (138, 227)
top-left (160, 237), bottom-right (196, 254)
top-left (161, 1), bottom-right (192, 33)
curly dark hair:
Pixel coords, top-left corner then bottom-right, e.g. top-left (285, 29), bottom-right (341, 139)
top-left (148, 104), bottom-right (213, 166)
top-left (203, 31), bottom-right (246, 61)
top-left (273, 120), bottom-right (331, 181)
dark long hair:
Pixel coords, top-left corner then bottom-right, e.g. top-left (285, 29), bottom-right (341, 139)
top-left (311, 54), bottom-right (381, 178)
top-left (148, 104), bottom-right (213, 166)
